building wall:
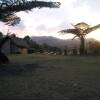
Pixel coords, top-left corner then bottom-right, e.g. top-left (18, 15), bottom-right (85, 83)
top-left (19, 48), bottom-right (28, 54)
top-left (1, 40), bottom-right (10, 54)
top-left (1, 40), bottom-right (25, 54)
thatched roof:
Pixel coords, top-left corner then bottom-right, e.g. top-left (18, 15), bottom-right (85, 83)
top-left (11, 37), bottom-right (29, 48)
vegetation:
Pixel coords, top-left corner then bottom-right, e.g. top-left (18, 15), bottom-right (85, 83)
top-left (59, 22), bottom-right (100, 55)
top-left (88, 40), bottom-right (100, 55)
top-left (0, 0), bottom-right (60, 64)
top-left (0, 0), bottom-right (60, 25)
top-left (1, 1), bottom-right (100, 99)
top-left (0, 54), bottom-right (100, 100)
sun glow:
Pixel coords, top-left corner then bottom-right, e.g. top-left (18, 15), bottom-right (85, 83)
top-left (86, 30), bottom-right (100, 41)
top-left (0, 0), bottom-right (100, 41)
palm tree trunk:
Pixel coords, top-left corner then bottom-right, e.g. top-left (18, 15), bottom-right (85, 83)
top-left (80, 36), bottom-right (85, 55)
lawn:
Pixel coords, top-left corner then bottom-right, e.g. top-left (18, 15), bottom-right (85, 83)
top-left (0, 54), bottom-right (100, 100)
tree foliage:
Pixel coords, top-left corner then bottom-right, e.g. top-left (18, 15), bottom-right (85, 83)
top-left (88, 40), bottom-right (100, 55)
top-left (0, 0), bottom-right (60, 64)
top-left (59, 22), bottom-right (100, 55)
top-left (0, 0), bottom-right (60, 25)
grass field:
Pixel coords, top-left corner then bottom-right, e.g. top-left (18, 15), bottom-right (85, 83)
top-left (0, 54), bottom-right (100, 100)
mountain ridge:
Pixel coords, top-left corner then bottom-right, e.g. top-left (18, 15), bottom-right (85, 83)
top-left (31, 36), bottom-right (95, 48)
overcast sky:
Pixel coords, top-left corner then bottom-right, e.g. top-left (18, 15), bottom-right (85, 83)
top-left (0, 0), bottom-right (100, 40)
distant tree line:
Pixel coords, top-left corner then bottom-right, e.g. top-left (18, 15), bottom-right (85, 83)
top-left (23, 35), bottom-right (62, 54)
top-left (23, 35), bottom-right (100, 56)
top-left (87, 40), bottom-right (100, 55)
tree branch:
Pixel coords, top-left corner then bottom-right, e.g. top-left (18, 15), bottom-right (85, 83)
top-left (72, 36), bottom-right (77, 40)
top-left (0, 0), bottom-right (60, 25)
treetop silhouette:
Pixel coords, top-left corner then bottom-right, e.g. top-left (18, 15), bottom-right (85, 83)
top-left (0, 0), bottom-right (60, 25)
top-left (59, 22), bottom-right (100, 55)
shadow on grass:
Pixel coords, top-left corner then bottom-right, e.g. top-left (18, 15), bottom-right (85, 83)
top-left (0, 63), bottom-right (41, 77)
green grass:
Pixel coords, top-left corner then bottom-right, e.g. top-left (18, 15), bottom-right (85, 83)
top-left (0, 54), bottom-right (100, 100)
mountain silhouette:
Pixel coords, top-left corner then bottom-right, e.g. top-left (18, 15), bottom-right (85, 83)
top-left (31, 36), bottom-right (80, 48)
top-left (31, 36), bottom-right (96, 49)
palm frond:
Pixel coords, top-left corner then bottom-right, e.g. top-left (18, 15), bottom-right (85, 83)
top-left (84, 24), bottom-right (100, 34)
top-left (59, 29), bottom-right (80, 35)
top-left (58, 29), bottom-right (68, 34)
top-left (75, 22), bottom-right (90, 29)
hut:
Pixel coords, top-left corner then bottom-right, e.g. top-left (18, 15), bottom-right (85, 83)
top-left (1, 36), bottom-right (29, 54)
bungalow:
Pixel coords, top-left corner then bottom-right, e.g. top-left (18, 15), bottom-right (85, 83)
top-left (1, 36), bottom-right (29, 54)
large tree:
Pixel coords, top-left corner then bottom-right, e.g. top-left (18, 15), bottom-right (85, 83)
top-left (0, 0), bottom-right (60, 25)
top-left (59, 22), bottom-right (100, 55)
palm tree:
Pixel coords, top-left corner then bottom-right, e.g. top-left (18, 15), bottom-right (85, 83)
top-left (59, 22), bottom-right (100, 55)
top-left (0, 0), bottom-right (60, 25)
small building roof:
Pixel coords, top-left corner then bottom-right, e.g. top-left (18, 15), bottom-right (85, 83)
top-left (11, 37), bottom-right (29, 48)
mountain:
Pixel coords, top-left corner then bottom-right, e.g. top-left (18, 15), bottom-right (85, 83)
top-left (31, 36), bottom-right (80, 48)
top-left (31, 36), bottom-right (96, 49)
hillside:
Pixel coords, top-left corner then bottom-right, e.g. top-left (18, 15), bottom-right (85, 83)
top-left (31, 36), bottom-right (95, 48)
top-left (31, 36), bottom-right (80, 48)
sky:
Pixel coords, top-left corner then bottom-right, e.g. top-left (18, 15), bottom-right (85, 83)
top-left (0, 0), bottom-right (100, 40)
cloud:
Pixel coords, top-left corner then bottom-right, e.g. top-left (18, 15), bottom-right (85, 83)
top-left (35, 24), bottom-right (47, 31)
top-left (16, 21), bottom-right (26, 30)
top-left (0, 0), bottom-right (100, 39)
